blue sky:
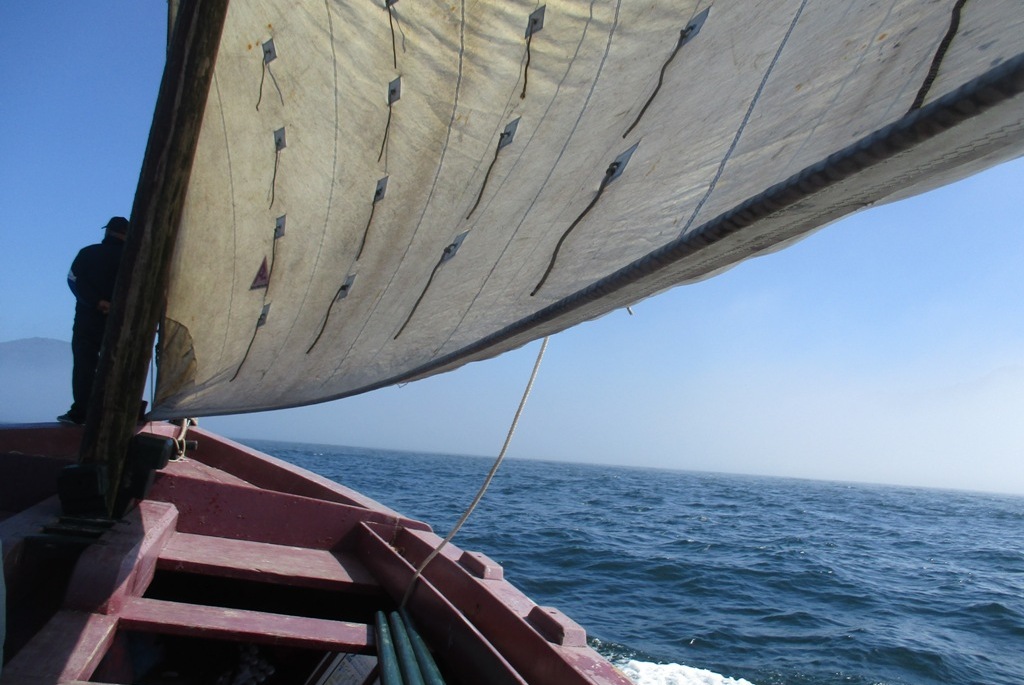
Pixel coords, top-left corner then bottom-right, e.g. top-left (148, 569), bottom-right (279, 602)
top-left (2, 4), bottom-right (1022, 494)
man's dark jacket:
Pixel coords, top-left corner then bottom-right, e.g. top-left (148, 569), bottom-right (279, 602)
top-left (68, 235), bottom-right (124, 337)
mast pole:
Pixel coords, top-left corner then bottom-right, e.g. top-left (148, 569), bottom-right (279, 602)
top-left (77, 0), bottom-right (230, 516)
top-left (167, 0), bottom-right (182, 47)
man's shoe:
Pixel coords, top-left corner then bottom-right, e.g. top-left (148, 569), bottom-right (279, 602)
top-left (57, 412), bottom-right (85, 425)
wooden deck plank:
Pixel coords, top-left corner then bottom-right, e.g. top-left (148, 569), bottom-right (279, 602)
top-left (176, 426), bottom-right (412, 515)
top-left (157, 531), bottom-right (380, 592)
top-left (64, 501), bottom-right (178, 614)
top-left (118, 597), bottom-right (375, 653)
top-left (0, 610), bottom-right (117, 683)
top-left (147, 469), bottom-right (422, 549)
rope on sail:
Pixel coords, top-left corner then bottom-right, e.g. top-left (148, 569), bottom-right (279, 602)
top-left (232, 221), bottom-right (280, 377)
top-left (357, 178), bottom-right (388, 260)
top-left (269, 129), bottom-right (286, 209)
top-left (378, 106), bottom-right (392, 163)
top-left (531, 160), bottom-right (619, 296)
top-left (307, 273), bottom-right (355, 353)
top-left (623, 29), bottom-right (688, 138)
top-left (385, 0), bottom-right (398, 70)
top-left (393, 241), bottom-right (458, 340)
top-left (520, 7), bottom-right (544, 99)
top-left (466, 126), bottom-right (515, 220)
top-left (308, 172), bottom-right (385, 352)
top-left (357, 199), bottom-right (379, 260)
top-left (399, 336), bottom-right (549, 610)
top-left (907, 0), bottom-right (969, 113)
top-left (521, 29), bottom-right (534, 99)
top-left (622, 6), bottom-right (709, 139)
top-left (255, 47), bottom-right (284, 111)
top-left (231, 306), bottom-right (269, 381)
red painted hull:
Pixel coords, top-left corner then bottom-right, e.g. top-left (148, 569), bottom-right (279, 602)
top-left (0, 423), bottom-right (631, 685)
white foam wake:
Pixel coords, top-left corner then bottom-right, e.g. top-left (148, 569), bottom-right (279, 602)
top-left (616, 659), bottom-right (756, 685)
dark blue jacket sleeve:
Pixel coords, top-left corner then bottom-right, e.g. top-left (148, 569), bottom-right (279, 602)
top-left (69, 248), bottom-right (101, 311)
top-left (67, 265), bottom-right (78, 297)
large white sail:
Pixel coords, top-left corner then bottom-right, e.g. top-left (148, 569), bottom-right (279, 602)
top-left (153, 0), bottom-right (1024, 418)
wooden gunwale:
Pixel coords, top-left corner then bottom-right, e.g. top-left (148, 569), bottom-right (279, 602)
top-left (1, 423), bottom-right (631, 685)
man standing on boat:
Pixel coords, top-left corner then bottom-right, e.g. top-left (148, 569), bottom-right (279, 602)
top-left (58, 216), bottom-right (128, 425)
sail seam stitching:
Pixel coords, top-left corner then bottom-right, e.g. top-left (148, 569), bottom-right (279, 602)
top-left (212, 75), bottom-right (238, 365)
top-left (293, 0), bottom-right (347, 358)
top-left (679, 0), bottom-right (810, 237)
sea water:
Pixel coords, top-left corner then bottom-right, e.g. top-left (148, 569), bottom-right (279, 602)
top-left (243, 440), bottom-right (1024, 685)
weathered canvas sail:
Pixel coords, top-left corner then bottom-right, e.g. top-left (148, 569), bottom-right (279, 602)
top-left (153, 0), bottom-right (1024, 418)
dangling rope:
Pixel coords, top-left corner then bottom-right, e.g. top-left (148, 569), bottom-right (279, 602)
top-left (399, 336), bottom-right (550, 609)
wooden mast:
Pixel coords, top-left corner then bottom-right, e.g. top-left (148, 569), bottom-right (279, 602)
top-left (167, 0), bottom-right (182, 46)
top-left (77, 0), bottom-right (230, 516)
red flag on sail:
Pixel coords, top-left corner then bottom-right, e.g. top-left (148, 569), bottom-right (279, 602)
top-left (250, 257), bottom-right (270, 289)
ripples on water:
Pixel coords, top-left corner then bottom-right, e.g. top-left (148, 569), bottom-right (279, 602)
top-left (249, 441), bottom-right (1024, 685)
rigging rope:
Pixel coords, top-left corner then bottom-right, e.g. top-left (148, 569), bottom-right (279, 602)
top-left (399, 336), bottom-right (549, 610)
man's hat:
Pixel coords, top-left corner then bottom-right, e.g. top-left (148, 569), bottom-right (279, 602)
top-left (103, 216), bottom-right (129, 235)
